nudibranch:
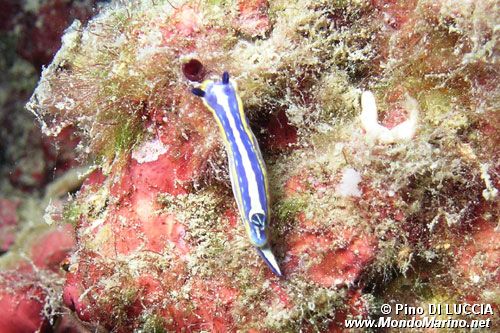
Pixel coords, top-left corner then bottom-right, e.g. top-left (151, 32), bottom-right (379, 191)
top-left (192, 72), bottom-right (282, 276)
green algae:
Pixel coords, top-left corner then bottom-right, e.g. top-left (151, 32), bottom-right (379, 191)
top-left (274, 195), bottom-right (308, 222)
top-left (138, 313), bottom-right (168, 333)
top-left (158, 189), bottom-right (237, 277)
top-left (61, 197), bottom-right (81, 225)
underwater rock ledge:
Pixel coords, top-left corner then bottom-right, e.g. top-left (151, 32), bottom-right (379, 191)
top-left (1, 0), bottom-right (498, 332)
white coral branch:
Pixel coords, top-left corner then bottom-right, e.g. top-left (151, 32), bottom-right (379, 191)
top-left (360, 91), bottom-right (419, 144)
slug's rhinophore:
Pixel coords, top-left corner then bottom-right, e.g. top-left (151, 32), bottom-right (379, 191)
top-left (192, 72), bottom-right (282, 276)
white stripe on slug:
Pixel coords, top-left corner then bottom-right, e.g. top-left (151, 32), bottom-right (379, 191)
top-left (212, 85), bottom-right (264, 216)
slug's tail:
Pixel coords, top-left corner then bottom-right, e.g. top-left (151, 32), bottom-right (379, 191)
top-left (256, 246), bottom-right (282, 277)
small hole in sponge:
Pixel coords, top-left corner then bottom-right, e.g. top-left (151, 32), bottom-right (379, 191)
top-left (182, 59), bottom-right (205, 82)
